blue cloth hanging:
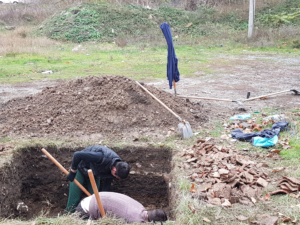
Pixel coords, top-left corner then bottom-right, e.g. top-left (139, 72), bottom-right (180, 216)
top-left (160, 22), bottom-right (180, 89)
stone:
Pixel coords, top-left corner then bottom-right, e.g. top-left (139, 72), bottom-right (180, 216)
top-left (257, 177), bottom-right (268, 187)
top-left (219, 169), bottom-right (229, 175)
top-left (5, 26), bottom-right (15, 30)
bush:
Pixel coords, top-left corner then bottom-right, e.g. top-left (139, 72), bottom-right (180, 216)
top-left (292, 39), bottom-right (300, 48)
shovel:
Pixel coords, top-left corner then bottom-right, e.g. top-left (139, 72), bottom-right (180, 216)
top-left (240, 89), bottom-right (300, 102)
top-left (173, 80), bottom-right (177, 96)
top-left (88, 169), bottom-right (105, 218)
top-left (136, 81), bottom-right (193, 138)
top-left (177, 95), bottom-right (243, 106)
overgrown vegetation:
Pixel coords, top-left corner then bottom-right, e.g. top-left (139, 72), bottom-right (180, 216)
top-left (37, 4), bottom-right (238, 43)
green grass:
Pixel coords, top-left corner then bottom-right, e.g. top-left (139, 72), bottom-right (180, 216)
top-left (1, 38), bottom-right (300, 84)
top-left (0, 137), bottom-right (10, 143)
top-left (37, 3), bottom-right (247, 43)
top-left (0, 44), bottom-right (210, 84)
top-left (279, 126), bottom-right (300, 160)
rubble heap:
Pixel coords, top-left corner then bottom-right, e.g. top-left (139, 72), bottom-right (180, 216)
top-left (180, 139), bottom-right (270, 206)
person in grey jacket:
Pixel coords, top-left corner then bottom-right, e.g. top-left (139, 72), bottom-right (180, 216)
top-left (75, 192), bottom-right (168, 224)
top-left (65, 145), bottom-right (130, 213)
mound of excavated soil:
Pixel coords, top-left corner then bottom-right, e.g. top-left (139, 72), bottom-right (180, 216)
top-left (0, 76), bottom-right (208, 138)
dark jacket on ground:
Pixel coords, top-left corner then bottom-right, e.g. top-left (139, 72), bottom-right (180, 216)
top-left (71, 145), bottom-right (121, 190)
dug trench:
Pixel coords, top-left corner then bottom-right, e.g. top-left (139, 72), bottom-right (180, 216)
top-left (0, 146), bottom-right (172, 220)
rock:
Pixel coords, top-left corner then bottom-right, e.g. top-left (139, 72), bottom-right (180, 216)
top-left (72, 45), bottom-right (82, 52)
top-left (240, 122), bottom-right (251, 129)
top-left (221, 199), bottom-right (232, 207)
top-left (163, 174), bottom-right (170, 183)
top-left (212, 172), bottom-right (220, 178)
top-left (255, 214), bottom-right (279, 225)
top-left (166, 131), bottom-right (172, 137)
top-left (236, 215), bottom-right (249, 221)
top-left (191, 173), bottom-right (198, 180)
top-left (186, 157), bottom-right (197, 163)
top-left (16, 201), bottom-right (28, 213)
top-left (5, 26), bottom-right (15, 30)
top-left (218, 169), bottom-right (229, 175)
top-left (88, 96), bottom-right (94, 101)
top-left (257, 177), bottom-right (268, 187)
top-left (42, 70), bottom-right (53, 74)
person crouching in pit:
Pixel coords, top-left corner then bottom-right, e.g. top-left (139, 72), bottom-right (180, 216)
top-left (65, 145), bottom-right (130, 213)
top-left (76, 192), bottom-right (168, 224)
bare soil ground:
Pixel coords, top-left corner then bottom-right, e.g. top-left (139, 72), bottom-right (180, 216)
top-left (1, 53), bottom-right (299, 136)
top-left (148, 53), bottom-right (300, 116)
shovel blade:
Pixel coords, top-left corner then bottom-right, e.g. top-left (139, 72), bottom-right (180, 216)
top-left (178, 121), bottom-right (193, 138)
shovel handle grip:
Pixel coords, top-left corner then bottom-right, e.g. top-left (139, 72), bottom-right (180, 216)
top-left (41, 148), bottom-right (91, 196)
top-left (88, 170), bottom-right (106, 218)
top-left (136, 81), bottom-right (180, 120)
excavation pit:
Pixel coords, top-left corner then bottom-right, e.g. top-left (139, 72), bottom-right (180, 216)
top-left (0, 146), bottom-right (172, 220)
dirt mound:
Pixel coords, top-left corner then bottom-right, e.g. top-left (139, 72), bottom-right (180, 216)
top-left (0, 75), bottom-right (207, 138)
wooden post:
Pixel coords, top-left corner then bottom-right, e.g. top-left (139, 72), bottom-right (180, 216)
top-left (248, 0), bottom-right (254, 38)
top-left (88, 170), bottom-right (106, 218)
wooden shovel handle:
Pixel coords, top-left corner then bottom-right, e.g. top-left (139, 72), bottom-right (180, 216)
top-left (240, 90), bottom-right (291, 102)
top-left (136, 81), bottom-right (181, 120)
top-left (88, 170), bottom-right (106, 218)
top-left (177, 95), bottom-right (234, 102)
top-left (41, 148), bottom-right (91, 196)
top-left (173, 80), bottom-right (176, 90)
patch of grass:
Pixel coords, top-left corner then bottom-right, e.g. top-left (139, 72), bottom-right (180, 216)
top-left (279, 121), bottom-right (300, 160)
top-left (137, 136), bottom-right (150, 142)
top-left (0, 43), bottom-right (216, 84)
top-left (208, 120), bottom-right (224, 137)
top-left (0, 137), bottom-right (10, 143)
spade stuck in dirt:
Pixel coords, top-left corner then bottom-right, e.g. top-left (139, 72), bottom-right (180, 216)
top-left (136, 81), bottom-right (193, 138)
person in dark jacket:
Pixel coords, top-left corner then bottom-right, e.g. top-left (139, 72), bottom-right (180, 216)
top-left (65, 145), bottom-right (130, 213)
top-left (75, 192), bottom-right (168, 224)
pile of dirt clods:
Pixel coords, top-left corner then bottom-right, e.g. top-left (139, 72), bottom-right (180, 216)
top-left (0, 76), bottom-right (207, 138)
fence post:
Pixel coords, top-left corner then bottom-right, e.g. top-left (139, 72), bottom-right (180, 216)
top-left (248, 0), bottom-right (254, 38)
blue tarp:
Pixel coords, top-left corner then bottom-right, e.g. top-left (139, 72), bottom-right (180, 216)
top-left (231, 121), bottom-right (289, 147)
top-left (160, 22), bottom-right (180, 89)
